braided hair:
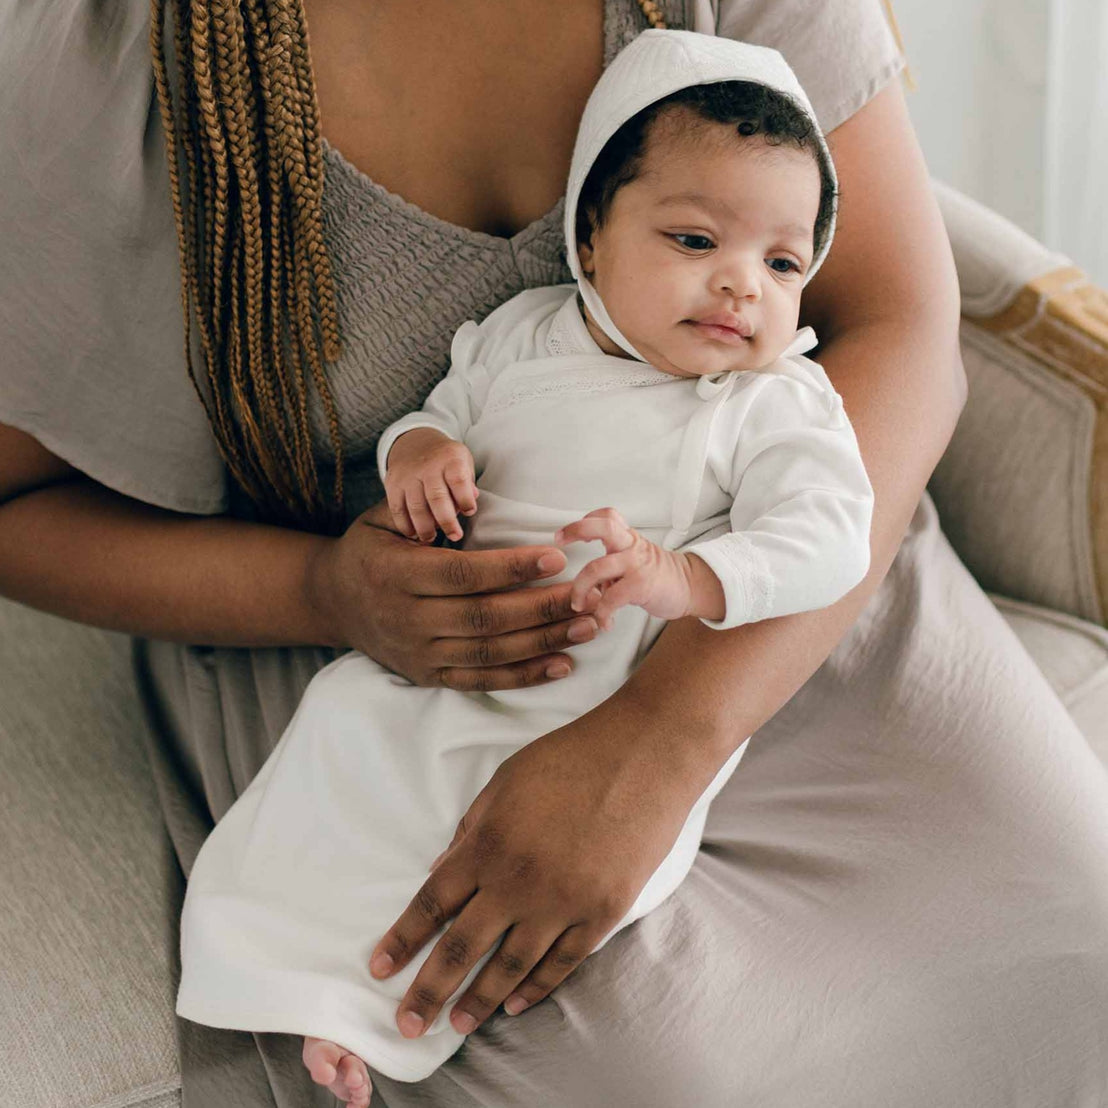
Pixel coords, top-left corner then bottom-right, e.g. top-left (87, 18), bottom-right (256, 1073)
top-left (149, 0), bottom-right (345, 533)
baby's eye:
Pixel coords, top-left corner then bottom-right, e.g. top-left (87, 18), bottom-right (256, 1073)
top-left (672, 233), bottom-right (714, 251)
top-left (767, 258), bottom-right (800, 275)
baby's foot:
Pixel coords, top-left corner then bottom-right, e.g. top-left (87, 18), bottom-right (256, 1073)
top-left (302, 1035), bottom-right (373, 1107)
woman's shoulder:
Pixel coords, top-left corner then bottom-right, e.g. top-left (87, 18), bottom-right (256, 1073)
top-left (713, 0), bottom-right (906, 134)
top-left (2, 0), bottom-right (155, 185)
top-left (0, 0), bottom-right (228, 515)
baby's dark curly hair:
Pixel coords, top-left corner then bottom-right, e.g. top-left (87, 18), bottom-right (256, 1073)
top-left (576, 81), bottom-right (837, 270)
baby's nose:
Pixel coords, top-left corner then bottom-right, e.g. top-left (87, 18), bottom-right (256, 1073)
top-left (717, 258), bottom-right (762, 300)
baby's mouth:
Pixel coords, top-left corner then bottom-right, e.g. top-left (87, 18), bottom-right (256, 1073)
top-left (685, 319), bottom-right (753, 346)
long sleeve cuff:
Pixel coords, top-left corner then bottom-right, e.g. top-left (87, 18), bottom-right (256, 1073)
top-left (375, 415), bottom-right (460, 478)
top-left (683, 532), bottom-right (776, 631)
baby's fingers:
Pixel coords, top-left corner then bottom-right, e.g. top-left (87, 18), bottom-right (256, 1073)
top-left (589, 574), bottom-right (646, 630)
top-left (444, 462), bottom-right (479, 519)
top-left (384, 486), bottom-right (418, 540)
top-left (554, 514), bottom-right (634, 554)
top-left (570, 550), bottom-right (635, 618)
top-left (423, 480), bottom-right (465, 542)
top-left (405, 487), bottom-right (440, 544)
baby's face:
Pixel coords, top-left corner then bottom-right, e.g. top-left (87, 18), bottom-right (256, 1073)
top-left (576, 107), bottom-right (822, 377)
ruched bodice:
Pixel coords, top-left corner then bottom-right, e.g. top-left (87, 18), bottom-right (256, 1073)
top-left (307, 0), bottom-right (655, 522)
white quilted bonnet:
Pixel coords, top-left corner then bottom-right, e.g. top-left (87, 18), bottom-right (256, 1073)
top-left (564, 29), bottom-right (838, 362)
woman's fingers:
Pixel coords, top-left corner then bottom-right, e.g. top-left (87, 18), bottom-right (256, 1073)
top-left (438, 656), bottom-right (579, 692)
top-left (432, 613), bottom-right (598, 671)
top-left (389, 898), bottom-right (523, 1040)
top-left (446, 921), bottom-right (570, 1031)
top-left (416, 580), bottom-right (581, 637)
top-left (405, 543), bottom-right (567, 597)
top-left (490, 923), bottom-right (599, 1020)
top-left (404, 551), bottom-right (607, 690)
top-left (370, 858), bottom-right (610, 1042)
top-left (368, 870), bottom-right (476, 1029)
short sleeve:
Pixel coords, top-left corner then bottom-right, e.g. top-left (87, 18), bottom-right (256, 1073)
top-left (0, 0), bottom-right (227, 514)
top-left (713, 0), bottom-right (907, 134)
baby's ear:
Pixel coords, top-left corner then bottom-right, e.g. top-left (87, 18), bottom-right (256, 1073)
top-left (577, 233), bottom-right (600, 278)
top-left (576, 207), bottom-right (599, 276)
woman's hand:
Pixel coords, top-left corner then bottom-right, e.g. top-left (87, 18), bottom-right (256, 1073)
top-left (556, 507), bottom-right (726, 628)
top-left (303, 500), bottom-right (600, 689)
top-left (366, 698), bottom-right (702, 1038)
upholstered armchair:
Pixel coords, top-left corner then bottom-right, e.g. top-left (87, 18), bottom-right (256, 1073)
top-left (2, 178), bottom-right (1106, 1108)
top-left (928, 179), bottom-right (1108, 758)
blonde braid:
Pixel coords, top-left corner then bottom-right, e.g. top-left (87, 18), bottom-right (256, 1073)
top-left (210, 0), bottom-right (290, 473)
top-left (285, 0), bottom-right (342, 364)
top-left (184, 0), bottom-right (258, 487)
top-left (636, 0), bottom-right (667, 29)
top-left (241, 0), bottom-right (313, 496)
top-left (149, 0), bottom-right (345, 531)
top-left (267, 0), bottom-right (345, 508)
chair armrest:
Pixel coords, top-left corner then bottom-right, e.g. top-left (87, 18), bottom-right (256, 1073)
top-left (0, 596), bottom-right (183, 1106)
top-left (927, 178), bottom-right (1108, 628)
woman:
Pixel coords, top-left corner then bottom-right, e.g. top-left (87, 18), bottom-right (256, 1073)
top-left (3, 1), bottom-right (1107, 1105)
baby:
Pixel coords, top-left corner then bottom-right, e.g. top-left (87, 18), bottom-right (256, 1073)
top-left (175, 30), bottom-right (873, 1106)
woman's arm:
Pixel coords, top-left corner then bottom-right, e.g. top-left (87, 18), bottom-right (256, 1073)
top-left (0, 431), bottom-right (333, 646)
top-left (0, 423), bottom-right (598, 686)
top-left (367, 76), bottom-right (968, 1039)
top-left (624, 75), bottom-right (966, 786)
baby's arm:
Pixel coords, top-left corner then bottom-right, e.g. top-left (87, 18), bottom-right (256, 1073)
top-left (375, 320), bottom-right (485, 543)
top-left (557, 373), bottom-right (874, 632)
top-left (554, 509), bottom-right (726, 630)
top-left (684, 374), bottom-right (874, 630)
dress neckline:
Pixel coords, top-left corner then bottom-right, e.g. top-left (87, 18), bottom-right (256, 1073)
top-left (319, 0), bottom-right (618, 249)
top-left (321, 137), bottom-right (565, 251)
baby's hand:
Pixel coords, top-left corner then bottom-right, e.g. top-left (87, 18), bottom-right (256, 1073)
top-left (383, 428), bottom-right (479, 543)
top-left (554, 507), bottom-right (702, 631)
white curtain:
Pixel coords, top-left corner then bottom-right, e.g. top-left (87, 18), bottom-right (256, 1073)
top-left (1043, 0), bottom-right (1108, 287)
top-left (894, 0), bottom-right (1108, 287)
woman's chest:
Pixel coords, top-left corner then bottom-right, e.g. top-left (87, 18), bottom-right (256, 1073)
top-left (306, 0), bottom-right (606, 238)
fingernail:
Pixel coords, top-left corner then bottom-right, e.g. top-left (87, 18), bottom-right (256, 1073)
top-left (370, 952), bottom-right (394, 977)
top-left (567, 618), bottom-right (594, 642)
top-left (399, 1010), bottom-right (424, 1037)
top-left (504, 995), bottom-right (528, 1016)
top-left (545, 662), bottom-right (571, 679)
top-left (453, 1011), bottom-right (478, 1034)
top-left (537, 554), bottom-right (561, 574)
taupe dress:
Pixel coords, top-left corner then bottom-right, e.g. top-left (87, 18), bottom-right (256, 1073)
top-left (5, 1), bottom-right (1108, 1105)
